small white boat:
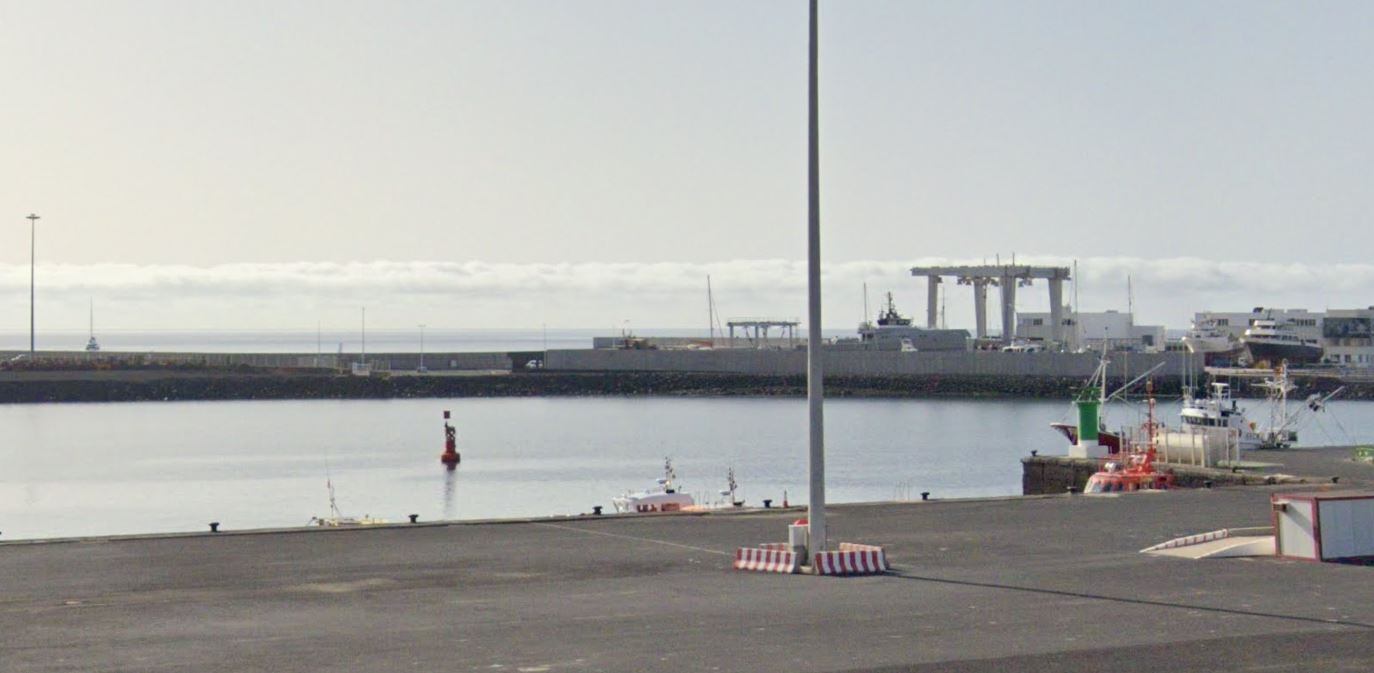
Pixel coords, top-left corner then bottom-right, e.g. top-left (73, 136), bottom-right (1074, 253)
top-left (310, 478), bottom-right (386, 527)
top-left (612, 458), bottom-right (695, 514)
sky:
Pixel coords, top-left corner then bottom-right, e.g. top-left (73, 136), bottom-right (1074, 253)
top-left (3, 1), bottom-right (1373, 335)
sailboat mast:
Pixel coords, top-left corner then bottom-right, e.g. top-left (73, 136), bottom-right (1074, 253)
top-left (940, 284), bottom-right (947, 329)
top-left (863, 282), bottom-right (869, 324)
top-left (361, 307), bottom-right (366, 364)
top-left (707, 275), bottom-right (715, 344)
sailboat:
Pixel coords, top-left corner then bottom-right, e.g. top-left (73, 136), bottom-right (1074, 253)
top-left (309, 477), bottom-right (386, 527)
top-left (85, 299), bottom-right (100, 352)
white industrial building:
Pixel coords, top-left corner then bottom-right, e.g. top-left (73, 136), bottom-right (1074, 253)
top-left (1322, 308), bottom-right (1374, 366)
top-left (1016, 309), bottom-right (1166, 353)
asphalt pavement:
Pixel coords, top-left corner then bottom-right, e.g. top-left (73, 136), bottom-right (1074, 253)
top-left (6, 481), bottom-right (1374, 672)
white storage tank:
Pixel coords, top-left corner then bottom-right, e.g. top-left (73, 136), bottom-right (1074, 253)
top-left (1272, 491), bottom-right (1374, 561)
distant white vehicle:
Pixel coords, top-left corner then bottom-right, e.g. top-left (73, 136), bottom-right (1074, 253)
top-left (1001, 342), bottom-right (1045, 353)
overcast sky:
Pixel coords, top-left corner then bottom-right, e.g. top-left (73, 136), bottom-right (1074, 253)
top-left (3, 1), bottom-right (1372, 334)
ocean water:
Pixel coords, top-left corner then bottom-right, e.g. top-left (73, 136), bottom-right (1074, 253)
top-left (3, 396), bottom-right (1373, 541)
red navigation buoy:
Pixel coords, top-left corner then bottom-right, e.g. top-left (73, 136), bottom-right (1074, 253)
top-left (440, 410), bottom-right (460, 468)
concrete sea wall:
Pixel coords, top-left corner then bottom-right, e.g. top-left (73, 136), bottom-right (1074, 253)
top-left (545, 349), bottom-right (1196, 378)
top-left (1020, 455), bottom-right (1301, 495)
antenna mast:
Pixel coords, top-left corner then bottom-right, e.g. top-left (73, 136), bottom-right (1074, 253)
top-left (863, 282), bottom-right (870, 325)
top-left (1127, 274), bottom-right (1135, 320)
top-left (940, 285), bottom-right (947, 329)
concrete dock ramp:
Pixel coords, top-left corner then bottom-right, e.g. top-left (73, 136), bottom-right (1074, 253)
top-left (1141, 527), bottom-right (1276, 559)
top-left (1145, 535), bottom-right (1275, 559)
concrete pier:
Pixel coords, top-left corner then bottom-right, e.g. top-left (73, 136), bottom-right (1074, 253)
top-left (6, 487), bottom-right (1374, 672)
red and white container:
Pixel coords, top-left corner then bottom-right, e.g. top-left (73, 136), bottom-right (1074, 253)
top-left (1272, 491), bottom-right (1374, 561)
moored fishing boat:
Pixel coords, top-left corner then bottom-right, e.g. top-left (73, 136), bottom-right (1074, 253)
top-left (1179, 381), bottom-right (1261, 450)
top-left (612, 458), bottom-right (696, 514)
top-left (1085, 382), bottom-right (1175, 494)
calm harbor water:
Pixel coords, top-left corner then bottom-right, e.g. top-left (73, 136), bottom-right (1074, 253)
top-left (3, 397), bottom-right (1373, 541)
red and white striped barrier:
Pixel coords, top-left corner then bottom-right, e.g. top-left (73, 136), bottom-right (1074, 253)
top-left (734, 547), bottom-right (799, 574)
top-left (1139, 527), bottom-right (1272, 553)
top-left (814, 543), bottom-right (889, 576)
top-left (1140, 529), bottom-right (1230, 553)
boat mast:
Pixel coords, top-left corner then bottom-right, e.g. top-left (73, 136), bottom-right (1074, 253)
top-left (940, 284), bottom-right (947, 329)
top-left (707, 275), bottom-right (715, 344)
top-left (863, 282), bottom-right (869, 325)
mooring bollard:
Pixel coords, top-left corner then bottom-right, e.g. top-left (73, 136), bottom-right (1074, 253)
top-left (920, 491), bottom-right (930, 501)
top-left (1030, 450), bottom-right (1038, 457)
top-left (1067, 486), bottom-right (1080, 495)
top-left (592, 506), bottom-right (603, 516)
top-left (408, 514), bottom-right (419, 524)
top-left (1333, 476), bottom-right (1341, 484)
top-left (209, 522), bottom-right (220, 533)
top-left (1204, 480), bottom-right (1214, 489)
top-left (762, 499), bottom-right (772, 509)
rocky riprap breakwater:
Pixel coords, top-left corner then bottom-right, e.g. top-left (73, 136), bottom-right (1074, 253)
top-left (0, 368), bottom-right (1194, 403)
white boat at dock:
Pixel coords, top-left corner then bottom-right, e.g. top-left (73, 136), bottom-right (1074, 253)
top-left (612, 458), bottom-right (696, 514)
top-left (1179, 382), bottom-right (1261, 450)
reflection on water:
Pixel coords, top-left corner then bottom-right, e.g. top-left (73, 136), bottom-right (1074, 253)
top-left (443, 468), bottom-right (457, 520)
top-left (2, 397), bottom-right (1372, 540)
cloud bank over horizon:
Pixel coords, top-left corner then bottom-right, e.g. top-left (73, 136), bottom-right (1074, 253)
top-left (0, 257), bottom-right (1369, 335)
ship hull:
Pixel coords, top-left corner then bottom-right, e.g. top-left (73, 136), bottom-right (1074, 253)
top-left (1242, 340), bottom-right (1323, 366)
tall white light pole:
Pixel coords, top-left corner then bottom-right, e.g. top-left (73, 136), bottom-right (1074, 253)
top-left (27, 213), bottom-right (40, 355)
top-left (806, 0), bottom-right (827, 557)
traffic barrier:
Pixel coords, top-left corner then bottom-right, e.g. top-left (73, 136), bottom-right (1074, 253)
top-left (734, 547), bottom-right (799, 574)
top-left (814, 543), bottom-right (889, 576)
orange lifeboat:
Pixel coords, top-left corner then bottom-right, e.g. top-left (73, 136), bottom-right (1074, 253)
top-left (1084, 381), bottom-right (1175, 495)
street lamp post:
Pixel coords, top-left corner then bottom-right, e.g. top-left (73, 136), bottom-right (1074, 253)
top-left (805, 0), bottom-right (827, 557)
top-left (26, 213), bottom-right (39, 355)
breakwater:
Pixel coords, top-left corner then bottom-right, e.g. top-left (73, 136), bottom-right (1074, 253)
top-left (0, 369), bottom-right (1180, 404)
